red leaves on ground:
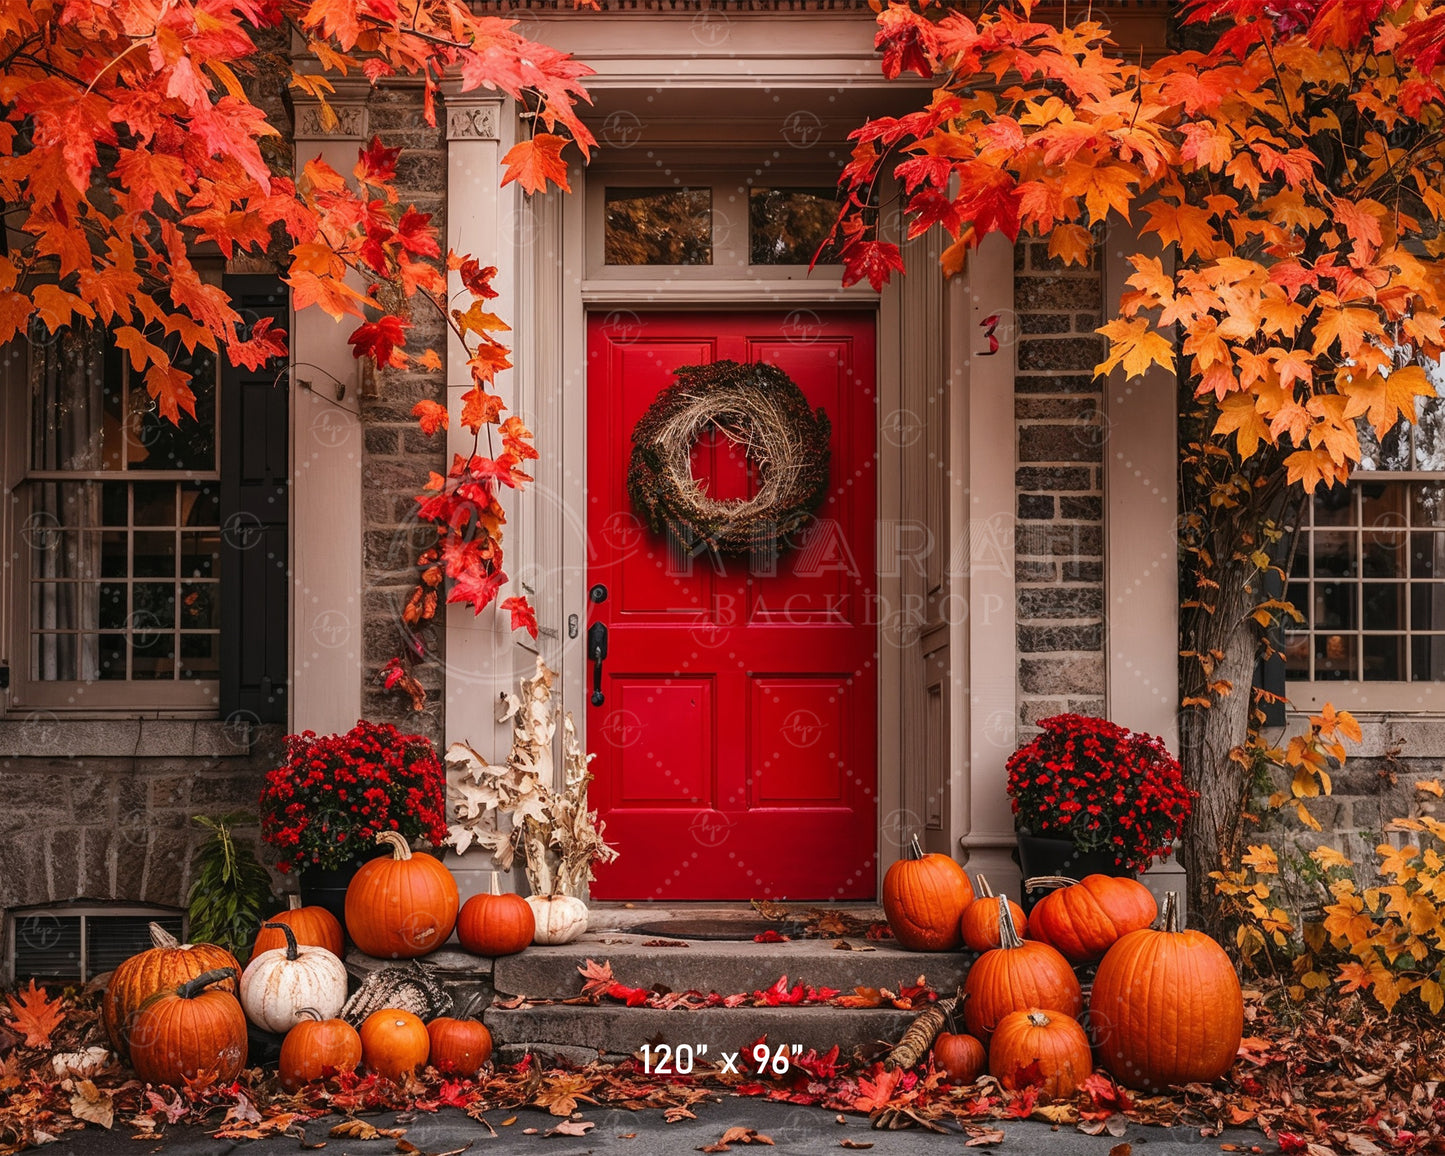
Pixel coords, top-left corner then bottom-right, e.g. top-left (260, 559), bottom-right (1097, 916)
top-left (3, 981), bottom-right (65, 1049)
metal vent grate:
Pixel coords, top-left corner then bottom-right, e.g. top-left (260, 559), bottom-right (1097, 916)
top-left (7, 906), bottom-right (185, 984)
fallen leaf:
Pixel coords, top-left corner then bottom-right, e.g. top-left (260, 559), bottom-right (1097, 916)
top-left (1110, 1145), bottom-right (1133, 1156)
top-left (964, 1127), bottom-right (1006, 1146)
top-left (331, 1119), bottom-right (406, 1140)
top-left (4, 980), bottom-right (65, 1048)
top-left (839, 1142), bottom-right (874, 1149)
top-left (546, 1121), bottom-right (595, 1137)
top-left (68, 1081), bottom-right (113, 1130)
top-left (666, 1107), bottom-right (697, 1124)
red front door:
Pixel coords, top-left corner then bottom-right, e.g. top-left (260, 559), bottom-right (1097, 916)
top-left (586, 312), bottom-right (878, 901)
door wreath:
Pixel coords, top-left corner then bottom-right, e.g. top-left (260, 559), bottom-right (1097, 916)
top-left (627, 359), bottom-right (831, 556)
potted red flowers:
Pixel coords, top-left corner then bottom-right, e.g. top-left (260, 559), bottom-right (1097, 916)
top-left (259, 720), bottom-right (449, 927)
top-left (1006, 714), bottom-right (1194, 908)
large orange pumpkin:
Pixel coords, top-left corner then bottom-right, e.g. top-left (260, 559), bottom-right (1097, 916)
top-left (960, 875), bottom-right (1027, 951)
top-left (932, 1031), bottom-right (986, 1085)
top-left (1089, 892), bottom-right (1243, 1092)
top-left (962, 896), bottom-right (1081, 1045)
top-left (251, 894), bottom-right (345, 962)
top-left (279, 1009), bottom-right (363, 1090)
top-left (103, 923), bottom-right (240, 1059)
top-left (345, 832), bottom-right (459, 959)
top-left (457, 873), bottom-right (534, 957)
top-left (1025, 874), bottom-right (1157, 964)
top-left (989, 1008), bottom-right (1093, 1099)
top-left (426, 1016), bottom-right (493, 1077)
top-left (359, 1008), bottom-right (431, 1080)
top-left (129, 968), bottom-right (248, 1087)
top-left (882, 835), bottom-right (975, 951)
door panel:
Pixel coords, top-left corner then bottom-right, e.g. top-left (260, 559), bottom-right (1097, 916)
top-left (587, 312), bottom-right (878, 900)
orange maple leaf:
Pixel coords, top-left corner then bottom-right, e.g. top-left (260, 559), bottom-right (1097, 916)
top-left (4, 979), bottom-right (65, 1049)
top-left (500, 134), bottom-right (571, 196)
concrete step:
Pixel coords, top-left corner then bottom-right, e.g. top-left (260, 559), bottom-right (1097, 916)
top-left (482, 1003), bottom-right (917, 1063)
top-left (493, 938), bottom-right (971, 1000)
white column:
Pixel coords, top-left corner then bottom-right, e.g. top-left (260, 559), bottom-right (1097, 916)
top-left (289, 94), bottom-right (367, 734)
top-left (949, 231), bottom-right (1021, 892)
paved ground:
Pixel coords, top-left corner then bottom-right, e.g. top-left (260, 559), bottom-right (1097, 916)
top-left (59, 1098), bottom-right (1268, 1154)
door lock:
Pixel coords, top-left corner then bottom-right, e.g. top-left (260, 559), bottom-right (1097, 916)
top-left (587, 621), bottom-right (609, 706)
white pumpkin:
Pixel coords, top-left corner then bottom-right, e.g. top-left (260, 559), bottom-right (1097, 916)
top-left (240, 922), bottom-right (348, 1033)
top-left (525, 895), bottom-right (588, 945)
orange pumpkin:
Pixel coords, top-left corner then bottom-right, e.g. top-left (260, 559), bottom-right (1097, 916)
top-left (251, 894), bottom-right (344, 962)
top-left (457, 873), bottom-right (535, 957)
top-left (279, 1008), bottom-right (363, 1090)
top-left (962, 895), bottom-right (1082, 1045)
top-left (426, 1016), bottom-right (493, 1077)
top-left (989, 1008), bottom-right (1093, 1099)
top-left (359, 1008), bottom-right (431, 1080)
top-left (345, 832), bottom-right (459, 960)
top-left (103, 923), bottom-right (240, 1059)
top-left (932, 1031), bottom-right (986, 1085)
top-left (960, 875), bottom-right (1027, 951)
top-left (1089, 892), bottom-right (1243, 1092)
top-left (882, 835), bottom-right (975, 951)
top-left (129, 968), bottom-right (248, 1087)
top-left (1025, 874), bottom-right (1157, 964)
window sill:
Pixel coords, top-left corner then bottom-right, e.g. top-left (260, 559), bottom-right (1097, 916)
top-left (1284, 681), bottom-right (1445, 713)
top-left (0, 716), bottom-right (279, 759)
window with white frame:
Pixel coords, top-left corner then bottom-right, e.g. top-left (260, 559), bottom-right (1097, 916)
top-left (18, 327), bottom-right (221, 707)
top-left (1283, 399), bottom-right (1445, 683)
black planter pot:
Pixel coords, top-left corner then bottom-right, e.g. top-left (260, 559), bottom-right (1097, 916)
top-left (1014, 832), bottom-right (1134, 913)
top-left (296, 848), bottom-right (387, 934)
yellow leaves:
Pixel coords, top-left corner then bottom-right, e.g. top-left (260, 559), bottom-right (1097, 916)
top-left (1312, 302), bottom-right (1379, 359)
top-left (454, 301), bottom-right (512, 340)
top-left (1046, 223), bottom-right (1092, 267)
top-left (1059, 159), bottom-right (1136, 223)
top-left (1095, 317), bottom-right (1174, 380)
top-left (1213, 392), bottom-right (1270, 457)
top-left (31, 283), bottom-right (93, 332)
top-left (1311, 844), bottom-right (1354, 872)
top-left (1339, 364), bottom-right (1435, 439)
top-left (1416, 779), bottom-right (1445, 798)
top-left (1140, 198), bottom-right (1220, 259)
top-left (1241, 845), bottom-right (1280, 874)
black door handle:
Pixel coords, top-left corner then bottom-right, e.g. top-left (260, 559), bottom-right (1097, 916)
top-left (588, 621), bottom-right (609, 706)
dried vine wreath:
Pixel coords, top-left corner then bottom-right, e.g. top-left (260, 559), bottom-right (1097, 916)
top-left (627, 359), bottom-right (832, 556)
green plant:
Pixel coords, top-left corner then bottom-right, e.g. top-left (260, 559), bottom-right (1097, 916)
top-left (187, 814), bottom-right (277, 959)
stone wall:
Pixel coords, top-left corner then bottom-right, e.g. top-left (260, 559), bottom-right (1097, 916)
top-left (357, 87), bottom-right (450, 744)
top-left (1012, 239), bottom-right (1109, 731)
top-left (0, 719), bottom-right (283, 973)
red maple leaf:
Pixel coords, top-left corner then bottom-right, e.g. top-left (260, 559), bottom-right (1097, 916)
top-left (348, 314), bottom-right (408, 367)
top-left (447, 565), bottom-right (506, 613)
top-left (227, 316), bottom-right (288, 370)
top-left (449, 255), bottom-right (500, 300)
top-left (840, 239), bottom-right (906, 291)
top-left (3, 979), bottom-right (65, 1048)
top-left (354, 135), bottom-right (401, 188)
top-left (753, 929), bottom-right (791, 944)
top-left (501, 595), bottom-right (538, 638)
top-left (396, 207), bottom-right (441, 257)
top-left (578, 958), bottom-right (617, 999)
top-left (500, 133), bottom-right (571, 195)
top-left (412, 399), bottom-right (448, 436)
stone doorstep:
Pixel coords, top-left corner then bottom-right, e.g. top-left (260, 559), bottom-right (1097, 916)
top-left (483, 1004), bottom-right (919, 1063)
top-left (348, 937), bottom-right (970, 1003)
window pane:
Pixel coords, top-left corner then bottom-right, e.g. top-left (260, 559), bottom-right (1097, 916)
top-left (749, 187), bottom-right (842, 265)
top-left (1315, 582), bottom-right (1356, 629)
top-left (182, 483), bottom-right (221, 526)
top-left (1411, 583), bottom-right (1445, 630)
top-left (133, 583), bottom-right (176, 632)
top-left (101, 532), bottom-right (127, 578)
top-left (180, 584), bottom-right (218, 628)
top-left (30, 328), bottom-right (107, 471)
top-left (129, 347), bottom-right (216, 471)
top-left (182, 532), bottom-right (220, 579)
top-left (1315, 633), bottom-right (1357, 679)
top-left (1313, 532), bottom-right (1356, 577)
top-left (98, 634), bottom-right (126, 679)
top-left (1412, 635), bottom-right (1445, 681)
top-left (1286, 582), bottom-right (1310, 626)
top-left (1312, 487), bottom-right (1354, 526)
top-left (98, 583), bottom-right (127, 631)
top-left (102, 481), bottom-right (127, 526)
top-left (179, 633), bottom-right (219, 680)
top-left (1363, 531), bottom-right (1406, 577)
top-left (1363, 634), bottom-right (1404, 680)
top-left (130, 633), bottom-right (175, 680)
top-left (1362, 583), bottom-right (1403, 630)
top-left (1283, 630), bottom-right (1309, 677)
top-left (1412, 483), bottom-right (1445, 526)
top-left (604, 187), bottom-right (712, 265)
top-left (133, 532), bottom-right (176, 578)
top-left (132, 482), bottom-right (176, 526)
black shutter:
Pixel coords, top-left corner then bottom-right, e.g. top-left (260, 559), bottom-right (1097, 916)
top-left (1254, 567), bottom-right (1287, 729)
top-left (219, 275), bottom-right (289, 724)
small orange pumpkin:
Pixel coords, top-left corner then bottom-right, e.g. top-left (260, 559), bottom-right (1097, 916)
top-left (129, 968), bottom-right (248, 1087)
top-left (345, 832), bottom-right (459, 960)
top-left (103, 923), bottom-right (240, 1060)
top-left (359, 1008), bottom-right (431, 1080)
top-left (457, 873), bottom-right (535, 957)
top-left (882, 835), bottom-right (975, 951)
top-left (278, 1008), bottom-right (363, 1090)
top-left (251, 894), bottom-right (344, 962)
top-left (426, 1016), bottom-right (493, 1077)
top-left (989, 1008), bottom-right (1093, 1099)
top-left (960, 875), bottom-right (1027, 951)
top-left (1089, 892), bottom-right (1243, 1092)
top-left (1025, 874), bottom-right (1157, 964)
top-left (962, 895), bottom-right (1082, 1045)
top-left (932, 1031), bottom-right (986, 1084)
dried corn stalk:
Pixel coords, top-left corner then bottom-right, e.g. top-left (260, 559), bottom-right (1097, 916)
top-left (883, 992), bottom-right (960, 1072)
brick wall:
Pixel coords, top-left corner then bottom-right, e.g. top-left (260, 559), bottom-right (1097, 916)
top-left (1012, 239), bottom-right (1109, 731)
top-left (357, 88), bottom-right (449, 744)
top-left (0, 720), bottom-right (283, 969)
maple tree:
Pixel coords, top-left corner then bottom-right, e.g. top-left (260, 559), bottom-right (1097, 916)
top-left (839, 0), bottom-right (1445, 928)
top-left (0, 0), bottom-right (594, 692)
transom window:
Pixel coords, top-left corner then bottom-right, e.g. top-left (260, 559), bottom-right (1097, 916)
top-left (22, 328), bottom-right (221, 699)
top-left (1284, 398), bottom-right (1445, 683)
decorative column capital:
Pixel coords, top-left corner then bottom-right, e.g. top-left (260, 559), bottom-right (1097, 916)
top-left (293, 101), bottom-right (368, 142)
top-left (446, 100), bottom-right (503, 142)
